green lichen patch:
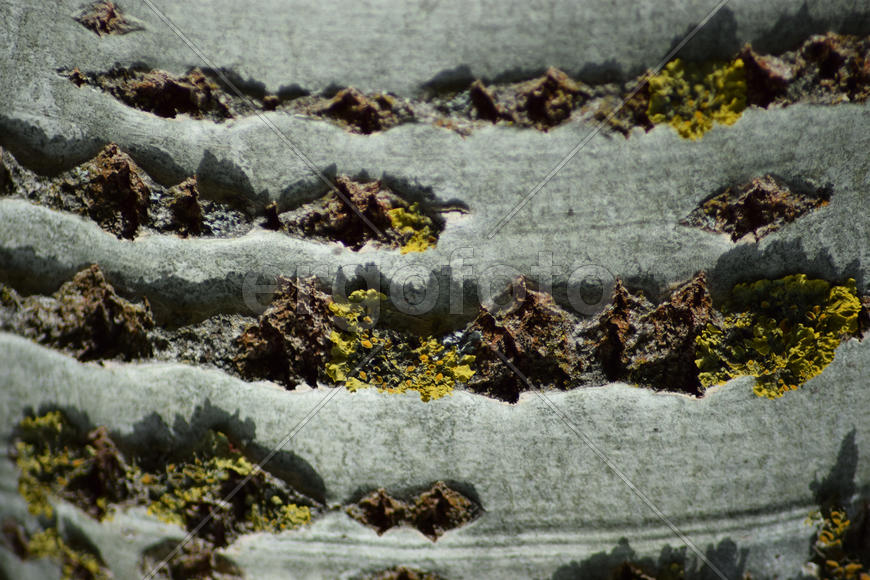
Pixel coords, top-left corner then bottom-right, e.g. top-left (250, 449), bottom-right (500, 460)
top-left (233, 280), bottom-right (472, 397)
top-left (279, 176), bottom-right (441, 253)
top-left (646, 57), bottom-right (747, 139)
top-left (386, 203), bottom-right (438, 254)
top-left (10, 411), bottom-right (317, 551)
top-left (346, 482), bottom-right (481, 541)
top-left (6, 412), bottom-right (117, 578)
top-left (140, 539), bottom-right (243, 580)
top-left (0, 264), bottom-right (153, 361)
top-left (695, 275), bottom-right (862, 398)
top-left (327, 289), bottom-right (474, 402)
top-left (145, 430), bottom-right (313, 546)
top-left (682, 175), bottom-right (831, 242)
top-left (12, 411), bottom-right (137, 521)
top-left (806, 508), bottom-right (870, 580)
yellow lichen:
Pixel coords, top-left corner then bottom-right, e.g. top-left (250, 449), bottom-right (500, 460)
top-left (15, 444), bottom-right (59, 518)
top-left (249, 499), bottom-right (312, 532)
top-left (818, 510), bottom-right (850, 550)
top-left (326, 290), bottom-right (475, 401)
top-left (387, 203), bottom-right (436, 254)
top-left (377, 338), bottom-right (475, 401)
top-left (695, 275), bottom-right (862, 398)
top-left (13, 411), bottom-right (88, 519)
top-left (26, 528), bottom-right (110, 580)
top-left (12, 412), bottom-right (314, 551)
top-left (18, 410), bottom-right (67, 438)
top-left (647, 58), bottom-right (747, 139)
top-left (147, 431), bottom-right (311, 538)
top-left (9, 411), bottom-right (114, 579)
top-left (328, 288), bottom-right (384, 331)
top-left (808, 508), bottom-right (868, 580)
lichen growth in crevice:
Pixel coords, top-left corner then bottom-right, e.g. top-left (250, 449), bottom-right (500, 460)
top-left (695, 275), bottom-right (862, 398)
top-left (465, 272), bottom-right (864, 402)
top-left (232, 278), bottom-right (474, 398)
top-left (12, 412), bottom-right (134, 521)
top-left (386, 203), bottom-right (439, 254)
top-left (278, 176), bottom-right (443, 254)
top-left (346, 482), bottom-right (481, 541)
top-left (4, 267), bottom-right (864, 405)
top-left (145, 430), bottom-right (313, 546)
top-left (646, 57), bottom-right (747, 139)
top-left (326, 289), bottom-right (475, 402)
top-left (682, 174), bottom-right (831, 242)
top-left (3, 522), bottom-right (112, 580)
top-left (10, 411), bottom-right (318, 552)
top-left (58, 34), bottom-right (869, 137)
top-left (806, 507), bottom-right (870, 580)
top-left (463, 33), bottom-right (867, 137)
top-left (0, 143), bottom-right (445, 249)
top-left (233, 272), bottom-right (865, 402)
top-left (6, 412), bottom-right (119, 579)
